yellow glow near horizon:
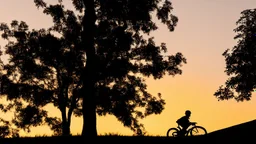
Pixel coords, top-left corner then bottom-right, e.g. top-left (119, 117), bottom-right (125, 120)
top-left (0, 0), bottom-right (256, 137)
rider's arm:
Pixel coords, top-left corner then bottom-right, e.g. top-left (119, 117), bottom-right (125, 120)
top-left (189, 122), bottom-right (196, 125)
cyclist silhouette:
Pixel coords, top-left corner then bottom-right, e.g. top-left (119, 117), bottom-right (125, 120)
top-left (176, 110), bottom-right (197, 136)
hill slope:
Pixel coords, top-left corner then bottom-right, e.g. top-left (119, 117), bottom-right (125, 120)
top-left (205, 119), bottom-right (256, 143)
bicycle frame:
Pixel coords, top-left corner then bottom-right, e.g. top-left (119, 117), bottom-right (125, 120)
top-left (177, 124), bottom-right (197, 136)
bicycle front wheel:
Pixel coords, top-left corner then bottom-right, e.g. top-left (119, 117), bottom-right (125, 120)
top-left (189, 126), bottom-right (207, 136)
top-left (166, 128), bottom-right (179, 137)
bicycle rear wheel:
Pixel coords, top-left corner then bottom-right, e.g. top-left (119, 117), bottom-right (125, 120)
top-left (166, 128), bottom-right (179, 137)
top-left (189, 126), bottom-right (207, 136)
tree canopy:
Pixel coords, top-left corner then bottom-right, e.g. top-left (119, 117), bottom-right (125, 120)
top-left (0, 0), bottom-right (187, 136)
top-left (214, 9), bottom-right (256, 101)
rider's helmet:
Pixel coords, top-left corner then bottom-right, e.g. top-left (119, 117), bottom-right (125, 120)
top-left (185, 110), bottom-right (191, 116)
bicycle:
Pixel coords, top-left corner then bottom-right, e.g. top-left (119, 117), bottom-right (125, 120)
top-left (166, 123), bottom-right (207, 137)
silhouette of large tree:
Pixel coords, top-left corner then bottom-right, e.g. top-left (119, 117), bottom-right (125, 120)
top-left (0, 0), bottom-right (186, 136)
top-left (73, 0), bottom-right (186, 136)
top-left (214, 9), bottom-right (256, 101)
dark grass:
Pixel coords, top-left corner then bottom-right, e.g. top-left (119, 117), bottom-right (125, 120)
top-left (0, 134), bottom-right (252, 144)
top-left (2, 120), bottom-right (255, 144)
top-left (0, 135), bottom-right (209, 144)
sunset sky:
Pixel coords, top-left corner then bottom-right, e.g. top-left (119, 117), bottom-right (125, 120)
top-left (0, 0), bottom-right (256, 136)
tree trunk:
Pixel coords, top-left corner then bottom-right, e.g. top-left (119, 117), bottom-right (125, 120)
top-left (67, 95), bottom-right (76, 136)
top-left (81, 80), bottom-right (97, 137)
top-left (59, 78), bottom-right (71, 136)
top-left (61, 119), bottom-right (71, 136)
top-left (81, 0), bottom-right (97, 137)
top-left (60, 94), bottom-right (70, 136)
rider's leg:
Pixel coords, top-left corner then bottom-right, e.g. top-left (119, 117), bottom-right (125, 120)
top-left (182, 125), bottom-right (189, 136)
top-left (180, 128), bottom-right (186, 136)
top-left (180, 129), bottom-right (185, 136)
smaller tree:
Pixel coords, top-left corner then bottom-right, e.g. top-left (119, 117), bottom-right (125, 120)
top-left (0, 4), bottom-right (84, 135)
top-left (214, 9), bottom-right (256, 101)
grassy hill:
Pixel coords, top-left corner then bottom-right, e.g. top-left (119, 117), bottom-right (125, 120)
top-left (205, 119), bottom-right (256, 143)
top-left (0, 119), bottom-right (255, 144)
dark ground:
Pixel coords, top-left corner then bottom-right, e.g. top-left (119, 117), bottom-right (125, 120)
top-left (0, 134), bottom-right (251, 144)
top-left (0, 119), bottom-right (255, 144)
top-left (0, 136), bottom-right (205, 144)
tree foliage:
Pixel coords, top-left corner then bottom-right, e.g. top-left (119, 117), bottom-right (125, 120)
top-left (214, 9), bottom-right (256, 101)
top-left (0, 12), bottom-right (83, 135)
top-left (0, 0), bottom-right (187, 136)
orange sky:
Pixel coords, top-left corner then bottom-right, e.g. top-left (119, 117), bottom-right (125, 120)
top-left (0, 0), bottom-right (256, 136)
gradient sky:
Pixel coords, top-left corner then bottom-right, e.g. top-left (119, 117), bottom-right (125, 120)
top-left (0, 0), bottom-right (256, 136)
